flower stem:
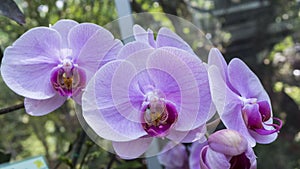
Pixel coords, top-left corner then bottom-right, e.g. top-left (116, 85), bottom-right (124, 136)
top-left (72, 130), bottom-right (87, 168)
top-left (0, 103), bottom-right (24, 115)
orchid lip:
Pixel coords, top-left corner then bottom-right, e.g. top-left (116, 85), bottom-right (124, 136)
top-left (241, 99), bottom-right (282, 135)
top-left (253, 117), bottom-right (283, 135)
top-left (141, 90), bottom-right (178, 137)
top-left (50, 61), bottom-right (86, 97)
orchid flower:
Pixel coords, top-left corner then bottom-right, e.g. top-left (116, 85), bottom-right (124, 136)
top-left (82, 26), bottom-right (213, 159)
top-left (189, 129), bottom-right (257, 169)
top-left (1, 19), bottom-right (122, 116)
top-left (207, 48), bottom-right (282, 147)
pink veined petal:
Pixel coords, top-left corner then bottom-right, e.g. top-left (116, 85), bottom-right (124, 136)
top-left (133, 25), bottom-right (156, 47)
top-left (208, 65), bottom-right (256, 147)
top-left (91, 60), bottom-right (146, 140)
top-left (156, 27), bottom-right (194, 54)
top-left (24, 94), bottom-right (66, 116)
top-left (51, 19), bottom-right (79, 48)
top-left (1, 27), bottom-right (62, 99)
top-left (82, 73), bottom-right (142, 142)
top-left (146, 49), bottom-right (200, 131)
top-left (98, 40), bottom-right (123, 68)
top-left (208, 65), bottom-right (228, 117)
top-left (112, 137), bottom-right (153, 159)
top-left (110, 58), bottom-right (148, 123)
top-left (167, 125), bottom-right (207, 143)
top-left (208, 48), bottom-right (228, 81)
top-left (146, 28), bottom-right (156, 48)
top-left (68, 23), bottom-right (101, 59)
top-left (161, 47), bottom-right (213, 126)
top-left (204, 147), bottom-right (231, 169)
top-left (208, 48), bottom-right (238, 94)
top-left (228, 58), bottom-right (270, 102)
top-left (76, 27), bottom-right (122, 81)
top-left (133, 24), bottom-right (149, 43)
top-left (117, 41), bottom-right (152, 59)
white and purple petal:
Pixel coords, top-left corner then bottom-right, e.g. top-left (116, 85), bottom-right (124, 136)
top-left (228, 58), bottom-right (270, 102)
top-left (112, 137), bottom-right (153, 159)
top-left (24, 94), bottom-right (66, 116)
top-left (51, 19), bottom-right (78, 48)
top-left (1, 27), bottom-right (62, 99)
top-left (146, 49), bottom-right (201, 131)
top-left (156, 27), bottom-right (194, 54)
top-left (83, 60), bottom-right (147, 141)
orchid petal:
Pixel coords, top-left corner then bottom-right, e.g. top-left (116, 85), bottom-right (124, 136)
top-left (77, 28), bottom-right (122, 80)
top-left (228, 58), bottom-right (270, 101)
top-left (68, 23), bottom-right (101, 59)
top-left (94, 60), bottom-right (146, 137)
top-left (83, 61), bottom-right (147, 141)
top-left (112, 137), bottom-right (153, 159)
top-left (1, 27), bottom-right (62, 99)
top-left (117, 41), bottom-right (152, 59)
top-left (146, 49), bottom-right (200, 131)
top-left (98, 40), bottom-right (123, 68)
top-left (167, 125), bottom-right (207, 143)
top-left (51, 19), bottom-right (78, 48)
top-left (24, 95), bottom-right (66, 116)
top-left (110, 57), bottom-right (150, 123)
top-left (161, 47), bottom-right (214, 124)
top-left (82, 75), bottom-right (134, 142)
top-left (208, 48), bottom-right (227, 81)
top-left (208, 48), bottom-right (238, 94)
top-left (156, 27), bottom-right (194, 54)
top-left (205, 148), bottom-right (231, 169)
top-left (189, 142), bottom-right (208, 169)
top-left (133, 25), bottom-right (156, 47)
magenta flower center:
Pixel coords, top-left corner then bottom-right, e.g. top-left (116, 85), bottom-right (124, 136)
top-left (50, 58), bottom-right (86, 97)
top-left (241, 98), bottom-right (282, 135)
top-left (141, 90), bottom-right (178, 137)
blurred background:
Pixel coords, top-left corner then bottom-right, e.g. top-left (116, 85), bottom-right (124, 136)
top-left (0, 0), bottom-right (300, 168)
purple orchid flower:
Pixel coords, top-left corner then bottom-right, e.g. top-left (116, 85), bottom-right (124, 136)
top-left (158, 142), bottom-right (189, 169)
top-left (82, 26), bottom-right (213, 159)
top-left (207, 48), bottom-right (282, 147)
top-left (1, 19), bottom-right (122, 116)
top-left (189, 129), bottom-right (257, 169)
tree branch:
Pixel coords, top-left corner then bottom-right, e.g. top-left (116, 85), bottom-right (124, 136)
top-left (0, 103), bottom-right (24, 115)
